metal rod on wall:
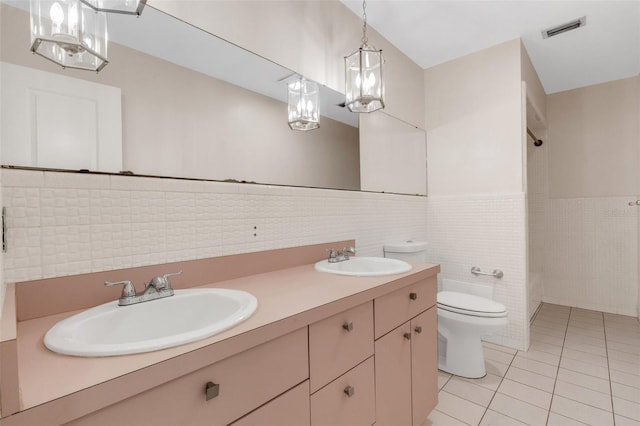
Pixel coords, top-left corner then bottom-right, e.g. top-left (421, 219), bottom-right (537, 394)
top-left (527, 128), bottom-right (544, 147)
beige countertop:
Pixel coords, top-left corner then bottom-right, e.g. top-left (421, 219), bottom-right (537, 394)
top-left (7, 261), bottom-right (439, 425)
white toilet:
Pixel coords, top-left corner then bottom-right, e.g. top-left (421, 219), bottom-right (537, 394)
top-left (383, 241), bottom-right (508, 379)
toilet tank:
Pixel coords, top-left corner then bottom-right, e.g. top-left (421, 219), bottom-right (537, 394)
top-left (383, 241), bottom-right (428, 263)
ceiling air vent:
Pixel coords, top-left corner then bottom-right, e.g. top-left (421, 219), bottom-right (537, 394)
top-left (542, 16), bottom-right (586, 39)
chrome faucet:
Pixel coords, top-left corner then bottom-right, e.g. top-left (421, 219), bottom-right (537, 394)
top-left (327, 246), bottom-right (356, 263)
top-left (105, 270), bottom-right (183, 306)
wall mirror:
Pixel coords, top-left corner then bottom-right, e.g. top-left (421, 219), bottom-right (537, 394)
top-left (0, 2), bottom-right (362, 190)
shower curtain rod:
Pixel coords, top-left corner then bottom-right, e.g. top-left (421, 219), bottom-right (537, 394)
top-left (527, 128), bottom-right (543, 147)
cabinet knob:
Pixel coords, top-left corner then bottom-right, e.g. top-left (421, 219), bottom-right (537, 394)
top-left (409, 292), bottom-right (418, 301)
top-left (414, 326), bottom-right (423, 334)
top-left (205, 381), bottom-right (220, 401)
top-left (342, 321), bottom-right (354, 332)
top-left (344, 385), bottom-right (355, 397)
top-left (404, 332), bottom-right (412, 341)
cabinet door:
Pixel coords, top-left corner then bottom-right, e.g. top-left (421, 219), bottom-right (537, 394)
top-left (411, 306), bottom-right (438, 425)
top-left (374, 322), bottom-right (412, 426)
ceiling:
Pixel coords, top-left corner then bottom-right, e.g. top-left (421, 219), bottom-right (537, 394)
top-left (340, 0), bottom-right (640, 94)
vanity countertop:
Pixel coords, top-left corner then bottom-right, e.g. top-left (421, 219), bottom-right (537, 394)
top-left (4, 260), bottom-right (439, 425)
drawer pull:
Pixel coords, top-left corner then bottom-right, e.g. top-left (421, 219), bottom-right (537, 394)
top-left (342, 321), bottom-right (354, 332)
top-left (344, 385), bottom-right (355, 397)
top-left (409, 292), bottom-right (418, 301)
top-left (414, 326), bottom-right (423, 334)
top-left (205, 381), bottom-right (220, 401)
top-left (404, 332), bottom-right (412, 341)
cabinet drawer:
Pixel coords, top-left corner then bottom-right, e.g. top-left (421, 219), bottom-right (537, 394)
top-left (231, 381), bottom-right (310, 426)
top-left (66, 327), bottom-right (309, 426)
top-left (374, 276), bottom-right (436, 339)
top-left (309, 301), bottom-right (374, 393)
top-left (310, 357), bottom-right (375, 426)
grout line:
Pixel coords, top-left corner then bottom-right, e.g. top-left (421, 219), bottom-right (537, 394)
top-left (603, 313), bottom-right (617, 426)
top-left (545, 305), bottom-right (571, 425)
top-left (476, 347), bottom-right (517, 425)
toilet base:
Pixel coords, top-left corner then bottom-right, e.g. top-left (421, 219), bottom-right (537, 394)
top-left (438, 332), bottom-right (487, 379)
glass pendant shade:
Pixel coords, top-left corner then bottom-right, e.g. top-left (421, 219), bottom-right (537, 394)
top-left (288, 78), bottom-right (320, 131)
top-left (80, 0), bottom-right (146, 16)
top-left (30, 0), bottom-right (108, 72)
top-left (345, 44), bottom-right (385, 113)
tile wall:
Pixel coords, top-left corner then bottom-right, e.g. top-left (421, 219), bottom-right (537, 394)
top-left (425, 193), bottom-right (528, 351)
top-left (0, 168), bottom-right (428, 293)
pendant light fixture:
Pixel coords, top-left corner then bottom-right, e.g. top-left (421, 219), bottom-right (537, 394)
top-left (344, 0), bottom-right (384, 113)
top-left (30, 0), bottom-right (109, 72)
top-left (80, 0), bottom-right (146, 16)
top-left (288, 76), bottom-right (320, 131)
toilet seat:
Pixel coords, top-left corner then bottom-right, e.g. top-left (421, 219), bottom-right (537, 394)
top-left (437, 291), bottom-right (507, 318)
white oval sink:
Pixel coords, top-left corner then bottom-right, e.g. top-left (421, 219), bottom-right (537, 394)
top-left (44, 288), bottom-right (258, 357)
top-left (314, 257), bottom-right (412, 277)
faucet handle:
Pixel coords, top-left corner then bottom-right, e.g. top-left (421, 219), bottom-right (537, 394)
top-left (105, 280), bottom-right (136, 298)
top-left (148, 270), bottom-right (182, 291)
top-left (342, 246), bottom-right (356, 255)
top-left (326, 249), bottom-right (338, 259)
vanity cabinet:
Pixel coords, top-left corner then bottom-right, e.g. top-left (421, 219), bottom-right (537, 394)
top-left (308, 301), bottom-right (375, 425)
top-left (373, 277), bottom-right (438, 426)
top-left (65, 327), bottom-right (309, 426)
top-left (231, 381), bottom-right (310, 426)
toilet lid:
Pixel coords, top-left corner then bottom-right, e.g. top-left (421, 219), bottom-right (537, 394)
top-left (437, 291), bottom-right (507, 318)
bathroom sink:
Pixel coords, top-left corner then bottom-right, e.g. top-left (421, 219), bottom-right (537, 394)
top-left (44, 288), bottom-right (258, 357)
top-left (314, 257), bottom-right (412, 277)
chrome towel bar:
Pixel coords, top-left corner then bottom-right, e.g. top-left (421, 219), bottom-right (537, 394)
top-left (471, 266), bottom-right (504, 279)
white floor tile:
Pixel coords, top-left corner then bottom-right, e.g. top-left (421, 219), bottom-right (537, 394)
top-left (424, 409), bottom-right (469, 426)
top-left (556, 368), bottom-right (612, 395)
top-left (460, 372), bottom-right (503, 392)
top-left (608, 340), bottom-right (640, 355)
top-left (435, 391), bottom-right (486, 426)
top-left (611, 369), bottom-right (640, 389)
top-left (612, 382), bottom-right (640, 404)
top-left (609, 358), bottom-right (640, 376)
top-left (547, 412), bottom-right (588, 426)
top-left (561, 347), bottom-right (609, 368)
top-left (516, 349), bottom-right (561, 366)
top-left (559, 357), bottom-right (610, 380)
top-left (505, 366), bottom-right (555, 393)
top-left (564, 334), bottom-right (607, 349)
top-left (553, 380), bottom-right (612, 411)
top-left (614, 397), bottom-right (640, 422)
top-left (615, 414), bottom-right (640, 426)
top-left (479, 409), bottom-right (528, 426)
top-left (562, 340), bottom-right (608, 357)
top-left (484, 347), bottom-right (516, 365)
top-left (566, 327), bottom-right (605, 339)
top-left (530, 332), bottom-right (566, 346)
top-left (511, 355), bottom-right (559, 378)
top-left (488, 393), bottom-right (549, 425)
top-left (485, 359), bottom-right (510, 378)
top-left (444, 377), bottom-right (495, 407)
top-left (497, 379), bottom-right (552, 409)
top-left (438, 371), bottom-right (452, 390)
top-left (551, 395), bottom-right (614, 426)
top-left (528, 340), bottom-right (563, 356)
top-left (482, 341), bottom-right (517, 355)
top-left (608, 348), bottom-right (640, 365)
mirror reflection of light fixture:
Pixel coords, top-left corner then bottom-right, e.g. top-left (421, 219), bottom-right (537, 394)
top-left (80, 0), bottom-right (146, 16)
top-left (345, 0), bottom-right (384, 113)
top-left (30, 0), bottom-right (109, 72)
top-left (288, 77), bottom-right (320, 131)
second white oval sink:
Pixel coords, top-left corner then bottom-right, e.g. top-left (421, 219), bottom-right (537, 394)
top-left (314, 257), bottom-right (412, 276)
top-left (44, 288), bottom-right (258, 357)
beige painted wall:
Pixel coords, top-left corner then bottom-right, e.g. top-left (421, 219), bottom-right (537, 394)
top-left (547, 76), bottom-right (639, 198)
top-left (0, 4), bottom-right (360, 190)
top-left (424, 39), bottom-right (523, 196)
top-left (150, 0), bottom-right (425, 130)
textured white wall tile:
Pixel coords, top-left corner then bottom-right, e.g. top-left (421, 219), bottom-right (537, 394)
top-left (426, 193), bottom-right (528, 350)
top-left (2, 170), bottom-right (428, 288)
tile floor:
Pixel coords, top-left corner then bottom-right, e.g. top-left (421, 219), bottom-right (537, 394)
top-left (426, 303), bottom-right (640, 426)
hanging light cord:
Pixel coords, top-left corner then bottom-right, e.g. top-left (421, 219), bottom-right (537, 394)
top-left (361, 0), bottom-right (369, 45)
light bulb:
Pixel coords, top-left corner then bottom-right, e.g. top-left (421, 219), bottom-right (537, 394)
top-left (50, 2), bottom-right (64, 26)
